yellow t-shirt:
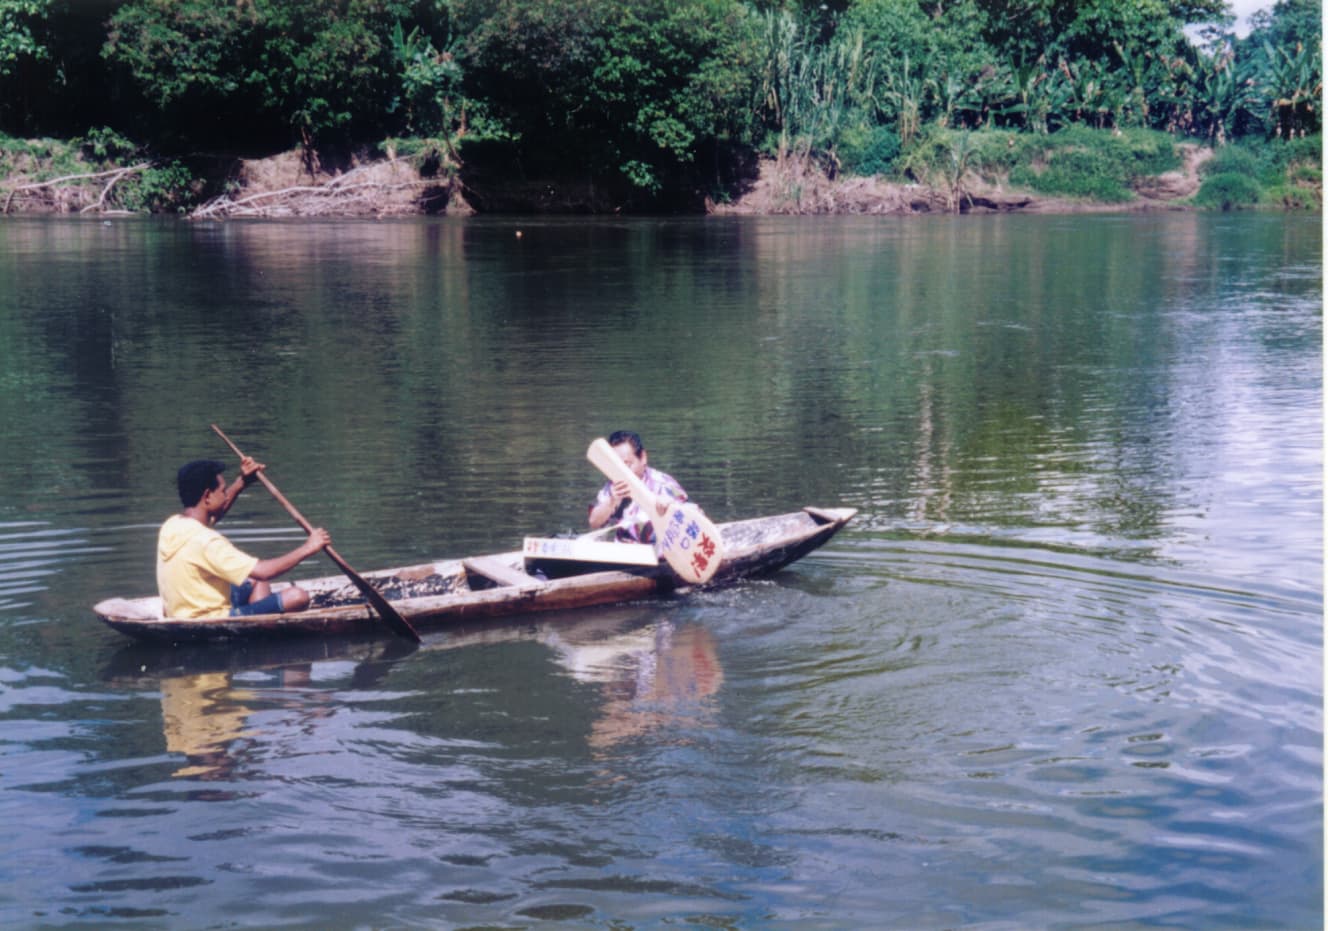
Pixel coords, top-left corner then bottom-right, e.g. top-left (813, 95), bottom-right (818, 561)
top-left (156, 514), bottom-right (259, 619)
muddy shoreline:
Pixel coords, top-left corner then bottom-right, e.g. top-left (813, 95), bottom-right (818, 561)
top-left (2, 145), bottom-right (1215, 218)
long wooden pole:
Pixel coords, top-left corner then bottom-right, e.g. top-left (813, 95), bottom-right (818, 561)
top-left (211, 425), bottom-right (420, 643)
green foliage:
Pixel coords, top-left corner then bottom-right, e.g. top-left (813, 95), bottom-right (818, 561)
top-left (0, 0), bottom-right (52, 76)
top-left (102, 0), bottom-right (248, 109)
top-left (1202, 133), bottom-right (1322, 209)
top-left (1193, 171), bottom-right (1263, 208)
top-left (77, 126), bottom-right (138, 164)
top-left (756, 9), bottom-right (877, 169)
top-left (389, 21), bottom-right (463, 139)
top-left (1185, 48), bottom-right (1263, 142)
top-left (103, 0), bottom-right (425, 147)
top-left (1006, 126), bottom-right (1180, 201)
top-left (463, 0), bottom-right (760, 195)
top-left (1205, 134), bottom-right (1323, 185)
top-left (1198, 143), bottom-right (1259, 178)
top-left (252, 2), bottom-right (407, 143)
top-left (0, 0), bottom-right (1321, 212)
top-left (1011, 153), bottom-right (1133, 201)
top-left (836, 123), bottom-right (899, 175)
top-left (1263, 181), bottom-right (1319, 209)
top-left (1246, 0), bottom-right (1321, 54)
top-left (117, 160), bottom-right (197, 213)
top-left (0, 131), bottom-right (82, 176)
top-left (1270, 132), bottom-right (1324, 168)
top-left (1258, 37), bottom-right (1322, 139)
top-left (592, 0), bottom-right (760, 190)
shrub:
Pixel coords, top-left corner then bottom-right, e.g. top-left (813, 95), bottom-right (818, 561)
top-left (1264, 183), bottom-right (1319, 209)
top-left (1271, 134), bottom-right (1323, 171)
top-left (117, 161), bottom-right (197, 213)
top-left (1199, 143), bottom-right (1260, 178)
top-left (1009, 147), bottom-right (1134, 201)
top-left (1194, 172), bottom-right (1262, 209)
top-left (0, 134), bottom-right (83, 177)
top-left (1001, 126), bottom-right (1180, 202)
top-left (837, 124), bottom-right (900, 175)
top-left (1113, 127), bottom-right (1182, 176)
top-left (77, 127), bottom-right (138, 164)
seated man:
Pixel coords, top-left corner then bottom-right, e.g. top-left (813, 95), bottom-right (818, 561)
top-left (587, 430), bottom-right (687, 543)
top-left (157, 458), bottom-right (330, 618)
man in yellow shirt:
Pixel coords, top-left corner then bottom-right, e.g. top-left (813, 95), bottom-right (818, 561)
top-left (157, 458), bottom-right (331, 619)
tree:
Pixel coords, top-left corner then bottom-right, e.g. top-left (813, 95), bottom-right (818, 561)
top-left (0, 0), bottom-right (120, 135)
top-left (1242, 0), bottom-right (1322, 138)
top-left (102, 0), bottom-right (424, 150)
top-left (0, 0), bottom-right (53, 80)
top-left (459, 0), bottom-right (760, 198)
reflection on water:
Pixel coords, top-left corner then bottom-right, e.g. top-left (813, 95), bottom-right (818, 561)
top-left (160, 672), bottom-right (257, 781)
top-left (159, 666), bottom-right (337, 784)
top-left (148, 615), bottom-right (724, 780)
top-left (542, 619), bottom-right (723, 753)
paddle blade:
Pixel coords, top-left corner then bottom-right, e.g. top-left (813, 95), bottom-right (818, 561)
top-left (653, 499), bottom-right (724, 584)
top-left (586, 438), bottom-right (641, 493)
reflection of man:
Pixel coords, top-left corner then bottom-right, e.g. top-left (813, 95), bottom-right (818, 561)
top-left (160, 672), bottom-right (257, 779)
top-left (159, 666), bottom-right (324, 780)
top-left (543, 620), bottom-right (723, 751)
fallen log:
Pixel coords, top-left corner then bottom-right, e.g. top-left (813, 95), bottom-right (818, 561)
top-left (3, 163), bottom-right (151, 214)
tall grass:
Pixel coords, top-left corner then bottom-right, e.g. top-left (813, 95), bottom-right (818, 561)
top-left (758, 12), bottom-right (876, 171)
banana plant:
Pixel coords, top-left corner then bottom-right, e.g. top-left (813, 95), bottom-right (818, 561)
top-left (1031, 66), bottom-right (1075, 133)
top-left (932, 63), bottom-right (994, 131)
top-left (991, 53), bottom-right (1048, 132)
top-left (1059, 58), bottom-right (1108, 128)
top-left (1189, 49), bottom-right (1257, 143)
top-left (1260, 40), bottom-right (1322, 138)
top-left (1111, 41), bottom-right (1152, 127)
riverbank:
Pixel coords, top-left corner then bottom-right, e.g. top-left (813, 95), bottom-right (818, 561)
top-left (0, 136), bottom-right (1314, 217)
top-left (708, 144), bottom-right (1213, 215)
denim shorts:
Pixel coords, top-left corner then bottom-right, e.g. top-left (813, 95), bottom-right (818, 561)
top-left (230, 580), bottom-right (284, 617)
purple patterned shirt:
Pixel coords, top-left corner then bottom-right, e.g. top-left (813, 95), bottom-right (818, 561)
top-left (591, 467), bottom-right (688, 543)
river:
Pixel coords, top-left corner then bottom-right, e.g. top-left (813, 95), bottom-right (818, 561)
top-left (0, 213), bottom-right (1320, 928)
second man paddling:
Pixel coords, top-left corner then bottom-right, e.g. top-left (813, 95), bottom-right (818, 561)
top-left (157, 457), bottom-right (330, 618)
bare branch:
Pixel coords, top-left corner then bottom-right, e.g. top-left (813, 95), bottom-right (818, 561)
top-left (3, 163), bottom-right (152, 214)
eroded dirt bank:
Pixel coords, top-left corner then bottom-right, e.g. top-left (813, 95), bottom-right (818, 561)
top-left (3, 144), bottom-right (1215, 217)
top-left (708, 144), bottom-right (1214, 215)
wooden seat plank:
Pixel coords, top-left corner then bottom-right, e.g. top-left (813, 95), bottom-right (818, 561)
top-left (463, 556), bottom-right (542, 590)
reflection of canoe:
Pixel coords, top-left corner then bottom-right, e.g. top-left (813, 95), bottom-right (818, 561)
top-left (94, 507), bottom-right (856, 643)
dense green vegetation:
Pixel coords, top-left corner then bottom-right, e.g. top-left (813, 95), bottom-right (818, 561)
top-left (0, 0), bottom-right (1320, 212)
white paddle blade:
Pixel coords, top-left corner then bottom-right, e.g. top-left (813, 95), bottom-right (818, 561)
top-left (652, 499), bottom-right (724, 584)
top-left (585, 438), bottom-right (724, 584)
top-left (586, 438), bottom-right (655, 508)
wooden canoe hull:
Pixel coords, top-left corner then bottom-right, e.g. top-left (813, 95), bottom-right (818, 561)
top-left (94, 507), bottom-right (855, 643)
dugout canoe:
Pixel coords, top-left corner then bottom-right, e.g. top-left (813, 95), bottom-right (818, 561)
top-left (94, 506), bottom-right (856, 643)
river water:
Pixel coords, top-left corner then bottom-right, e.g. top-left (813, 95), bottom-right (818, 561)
top-left (0, 213), bottom-right (1320, 928)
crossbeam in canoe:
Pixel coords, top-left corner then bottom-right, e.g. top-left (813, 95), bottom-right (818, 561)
top-left (462, 556), bottom-right (542, 591)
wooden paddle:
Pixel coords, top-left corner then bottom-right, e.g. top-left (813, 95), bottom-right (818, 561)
top-left (211, 425), bottom-right (421, 643)
top-left (586, 437), bottom-right (723, 584)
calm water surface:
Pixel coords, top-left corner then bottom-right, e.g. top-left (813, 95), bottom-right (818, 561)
top-left (0, 214), bottom-right (1320, 928)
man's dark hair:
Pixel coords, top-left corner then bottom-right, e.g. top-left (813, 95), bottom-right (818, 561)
top-left (178, 459), bottom-right (226, 507)
top-left (607, 430), bottom-right (644, 455)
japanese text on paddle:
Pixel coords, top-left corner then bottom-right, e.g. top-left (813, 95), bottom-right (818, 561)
top-left (661, 508), bottom-right (718, 577)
